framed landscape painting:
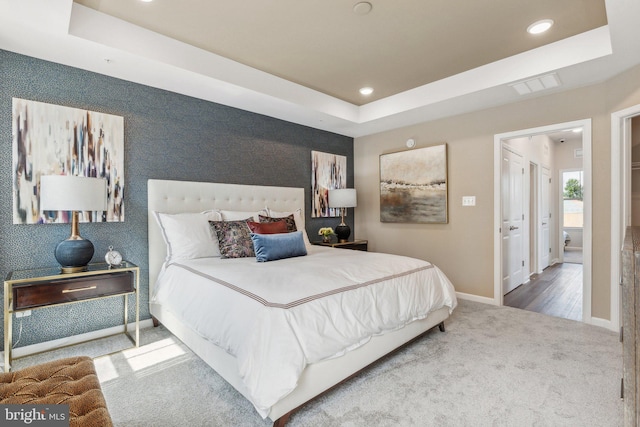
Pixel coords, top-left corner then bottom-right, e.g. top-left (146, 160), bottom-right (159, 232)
top-left (380, 144), bottom-right (448, 223)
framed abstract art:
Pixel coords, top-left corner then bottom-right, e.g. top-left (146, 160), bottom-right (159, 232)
top-left (311, 150), bottom-right (346, 218)
top-left (12, 98), bottom-right (125, 224)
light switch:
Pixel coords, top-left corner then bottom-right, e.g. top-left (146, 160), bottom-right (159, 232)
top-left (462, 196), bottom-right (476, 206)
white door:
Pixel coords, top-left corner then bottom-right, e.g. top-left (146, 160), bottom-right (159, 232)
top-left (540, 167), bottom-right (551, 269)
top-left (502, 147), bottom-right (524, 294)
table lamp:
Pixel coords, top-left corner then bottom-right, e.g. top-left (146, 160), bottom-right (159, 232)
top-left (40, 175), bottom-right (107, 273)
top-left (328, 188), bottom-right (357, 243)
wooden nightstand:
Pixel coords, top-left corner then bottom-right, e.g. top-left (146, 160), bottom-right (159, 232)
top-left (312, 239), bottom-right (368, 251)
top-left (3, 262), bottom-right (139, 372)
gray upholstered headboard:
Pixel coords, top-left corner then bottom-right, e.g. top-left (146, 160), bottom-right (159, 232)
top-left (147, 179), bottom-right (305, 295)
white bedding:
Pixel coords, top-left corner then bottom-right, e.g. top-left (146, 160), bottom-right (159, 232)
top-left (152, 245), bottom-right (457, 417)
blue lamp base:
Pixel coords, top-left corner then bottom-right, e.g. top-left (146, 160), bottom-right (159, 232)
top-left (55, 238), bottom-right (95, 273)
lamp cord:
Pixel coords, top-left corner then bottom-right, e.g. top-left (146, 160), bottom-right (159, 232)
top-left (12, 318), bottom-right (23, 348)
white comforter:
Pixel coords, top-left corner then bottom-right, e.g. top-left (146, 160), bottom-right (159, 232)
top-left (152, 246), bottom-right (457, 417)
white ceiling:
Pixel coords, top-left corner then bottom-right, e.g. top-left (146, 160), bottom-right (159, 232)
top-left (0, 0), bottom-right (639, 138)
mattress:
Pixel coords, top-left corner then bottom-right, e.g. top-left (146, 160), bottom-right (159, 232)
top-left (152, 245), bottom-right (457, 416)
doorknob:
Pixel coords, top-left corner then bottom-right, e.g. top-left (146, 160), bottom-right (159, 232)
top-left (509, 226), bottom-right (519, 230)
top-left (542, 222), bottom-right (547, 225)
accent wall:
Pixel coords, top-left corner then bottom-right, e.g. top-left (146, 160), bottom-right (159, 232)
top-left (0, 49), bottom-right (353, 349)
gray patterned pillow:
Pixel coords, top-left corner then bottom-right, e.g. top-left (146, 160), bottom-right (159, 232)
top-left (209, 219), bottom-right (255, 258)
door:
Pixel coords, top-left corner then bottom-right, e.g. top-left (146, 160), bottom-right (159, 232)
top-left (541, 166), bottom-right (551, 269)
top-left (502, 146), bottom-right (524, 294)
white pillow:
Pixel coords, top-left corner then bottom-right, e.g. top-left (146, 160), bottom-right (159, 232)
top-left (266, 208), bottom-right (312, 249)
top-left (220, 209), bottom-right (268, 221)
top-left (154, 210), bottom-right (222, 263)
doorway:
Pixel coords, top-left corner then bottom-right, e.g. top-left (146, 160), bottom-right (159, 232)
top-left (560, 169), bottom-right (584, 265)
top-left (611, 104), bottom-right (640, 333)
top-left (494, 119), bottom-right (592, 323)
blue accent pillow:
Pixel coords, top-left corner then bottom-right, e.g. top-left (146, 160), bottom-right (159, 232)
top-left (250, 231), bottom-right (307, 262)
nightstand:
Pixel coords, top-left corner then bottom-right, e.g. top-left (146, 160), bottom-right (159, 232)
top-left (3, 262), bottom-right (139, 372)
top-left (312, 239), bottom-right (368, 251)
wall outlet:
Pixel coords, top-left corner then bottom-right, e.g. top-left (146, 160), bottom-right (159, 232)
top-left (462, 196), bottom-right (476, 206)
top-left (15, 310), bottom-right (31, 318)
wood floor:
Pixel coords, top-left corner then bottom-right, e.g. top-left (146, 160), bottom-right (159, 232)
top-left (504, 261), bottom-right (583, 321)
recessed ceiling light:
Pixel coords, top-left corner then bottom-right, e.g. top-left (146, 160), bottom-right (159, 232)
top-left (359, 87), bottom-right (374, 96)
top-left (140, 0), bottom-right (153, 3)
top-left (527, 19), bottom-right (554, 35)
top-left (353, 2), bottom-right (373, 15)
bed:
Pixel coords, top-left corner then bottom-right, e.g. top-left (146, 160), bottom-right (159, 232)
top-left (147, 179), bottom-right (457, 426)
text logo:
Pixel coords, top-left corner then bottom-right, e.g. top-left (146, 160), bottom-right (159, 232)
top-left (1, 405), bottom-right (69, 426)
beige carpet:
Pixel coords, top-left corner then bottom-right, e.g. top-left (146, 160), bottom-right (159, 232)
top-left (11, 299), bottom-right (622, 426)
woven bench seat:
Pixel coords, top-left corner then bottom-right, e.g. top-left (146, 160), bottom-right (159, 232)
top-left (0, 356), bottom-right (113, 427)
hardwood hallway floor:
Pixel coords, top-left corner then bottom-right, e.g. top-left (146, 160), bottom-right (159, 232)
top-left (504, 262), bottom-right (583, 321)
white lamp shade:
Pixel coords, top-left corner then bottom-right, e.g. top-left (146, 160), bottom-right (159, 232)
top-left (328, 188), bottom-right (357, 208)
top-left (40, 175), bottom-right (107, 212)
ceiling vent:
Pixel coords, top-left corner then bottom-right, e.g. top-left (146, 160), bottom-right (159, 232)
top-left (509, 73), bottom-right (561, 95)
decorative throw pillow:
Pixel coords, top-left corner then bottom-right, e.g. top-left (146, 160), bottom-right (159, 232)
top-left (251, 231), bottom-right (308, 262)
top-left (154, 210), bottom-right (222, 262)
top-left (209, 219), bottom-right (255, 258)
top-left (246, 220), bottom-right (289, 234)
top-left (258, 214), bottom-right (297, 232)
top-left (265, 208), bottom-right (312, 249)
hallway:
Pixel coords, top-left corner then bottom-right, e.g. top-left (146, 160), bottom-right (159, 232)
top-left (504, 262), bottom-right (583, 321)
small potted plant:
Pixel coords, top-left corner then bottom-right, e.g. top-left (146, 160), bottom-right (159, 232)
top-left (318, 227), bottom-right (335, 243)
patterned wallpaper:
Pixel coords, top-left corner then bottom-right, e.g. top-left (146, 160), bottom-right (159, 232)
top-left (0, 50), bottom-right (353, 349)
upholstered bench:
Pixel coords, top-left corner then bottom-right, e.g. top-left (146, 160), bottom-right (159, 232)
top-left (0, 356), bottom-right (113, 427)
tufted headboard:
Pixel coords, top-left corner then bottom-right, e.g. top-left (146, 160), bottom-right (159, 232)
top-left (147, 179), bottom-right (305, 296)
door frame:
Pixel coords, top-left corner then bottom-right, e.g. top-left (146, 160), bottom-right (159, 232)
top-left (540, 165), bottom-right (552, 272)
top-left (493, 119), bottom-right (592, 324)
top-left (611, 104), bottom-right (640, 333)
top-left (529, 162), bottom-right (538, 276)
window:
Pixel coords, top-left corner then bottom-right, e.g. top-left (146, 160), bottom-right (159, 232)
top-left (563, 170), bottom-right (583, 228)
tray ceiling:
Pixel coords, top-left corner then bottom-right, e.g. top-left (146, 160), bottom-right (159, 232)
top-left (1, 0), bottom-right (638, 137)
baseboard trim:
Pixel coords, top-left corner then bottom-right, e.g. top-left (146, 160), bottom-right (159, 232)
top-left (456, 292), bottom-right (497, 305)
top-left (589, 316), bottom-right (616, 332)
top-left (7, 319), bottom-right (154, 361)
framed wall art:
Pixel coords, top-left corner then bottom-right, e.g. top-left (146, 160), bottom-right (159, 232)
top-left (380, 143), bottom-right (448, 223)
top-left (12, 98), bottom-right (125, 224)
top-left (311, 150), bottom-right (346, 218)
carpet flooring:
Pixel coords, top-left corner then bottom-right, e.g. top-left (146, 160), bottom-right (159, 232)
top-left (11, 299), bottom-right (622, 426)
